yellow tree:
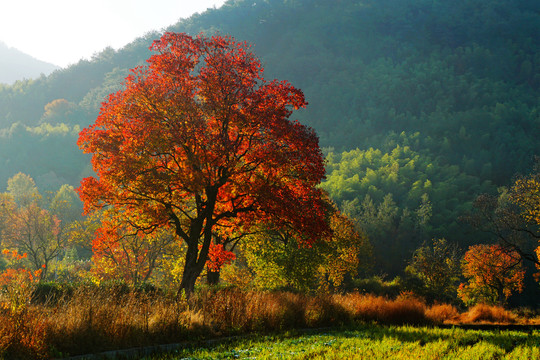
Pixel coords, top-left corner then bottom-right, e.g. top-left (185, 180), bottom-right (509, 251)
top-left (466, 163), bottom-right (540, 270)
top-left (511, 169), bottom-right (540, 226)
top-left (405, 238), bottom-right (461, 302)
top-left (316, 210), bottom-right (372, 291)
top-left (510, 165), bottom-right (540, 276)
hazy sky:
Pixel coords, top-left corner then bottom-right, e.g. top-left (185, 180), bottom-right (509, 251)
top-left (0, 0), bottom-right (227, 67)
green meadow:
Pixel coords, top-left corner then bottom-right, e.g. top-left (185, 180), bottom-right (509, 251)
top-left (145, 324), bottom-right (540, 360)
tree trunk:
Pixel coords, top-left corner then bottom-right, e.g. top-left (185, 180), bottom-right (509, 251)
top-left (175, 186), bottom-right (218, 300)
top-left (206, 269), bottom-right (220, 285)
top-left (178, 265), bottom-right (200, 299)
top-left (176, 224), bottom-right (214, 299)
top-left (497, 286), bottom-right (506, 306)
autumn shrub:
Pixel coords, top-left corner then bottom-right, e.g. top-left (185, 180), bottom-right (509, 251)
top-left (32, 281), bottom-right (73, 305)
top-left (335, 292), bottom-right (428, 325)
top-left (386, 294), bottom-right (428, 325)
top-left (460, 303), bottom-right (517, 324)
top-left (0, 250), bottom-right (49, 359)
top-left (304, 295), bottom-right (350, 327)
top-left (0, 308), bottom-right (49, 359)
top-left (0, 250), bottom-right (42, 312)
top-left (425, 303), bottom-right (460, 323)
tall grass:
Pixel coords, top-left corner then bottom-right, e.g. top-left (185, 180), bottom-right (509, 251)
top-left (459, 303), bottom-right (517, 324)
top-left (0, 286), bottom-right (533, 359)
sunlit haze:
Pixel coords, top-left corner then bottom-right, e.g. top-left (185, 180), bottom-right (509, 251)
top-left (0, 0), bottom-right (227, 67)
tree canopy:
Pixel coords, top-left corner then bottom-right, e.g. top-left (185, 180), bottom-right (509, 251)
top-left (77, 32), bottom-right (329, 296)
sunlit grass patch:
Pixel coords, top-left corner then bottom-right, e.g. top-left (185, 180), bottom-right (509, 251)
top-left (143, 325), bottom-right (540, 360)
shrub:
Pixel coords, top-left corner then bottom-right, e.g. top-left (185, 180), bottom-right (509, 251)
top-left (304, 295), bottom-right (349, 327)
top-left (460, 304), bottom-right (517, 324)
top-left (0, 309), bottom-right (48, 359)
top-left (351, 276), bottom-right (402, 298)
top-left (425, 303), bottom-right (460, 323)
top-left (336, 293), bottom-right (428, 325)
top-left (32, 282), bottom-right (73, 305)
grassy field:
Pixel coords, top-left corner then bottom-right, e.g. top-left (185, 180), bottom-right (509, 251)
top-left (143, 324), bottom-right (540, 360)
top-left (1, 286), bottom-right (539, 359)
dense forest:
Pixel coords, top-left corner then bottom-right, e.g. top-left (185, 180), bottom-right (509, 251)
top-left (0, 0), bottom-right (539, 301)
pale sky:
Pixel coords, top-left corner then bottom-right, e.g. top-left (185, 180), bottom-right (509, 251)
top-left (0, 0), bottom-right (227, 67)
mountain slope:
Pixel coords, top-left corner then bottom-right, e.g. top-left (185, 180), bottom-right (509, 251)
top-left (0, 42), bottom-right (59, 84)
top-left (0, 0), bottom-right (539, 185)
top-left (0, 0), bottom-right (538, 258)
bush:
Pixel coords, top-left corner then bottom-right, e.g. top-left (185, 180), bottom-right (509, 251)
top-left (425, 303), bottom-right (460, 323)
top-left (351, 276), bottom-right (403, 298)
top-left (0, 309), bottom-right (48, 359)
top-left (460, 304), bottom-right (517, 324)
top-left (32, 282), bottom-right (73, 305)
top-left (335, 292), bottom-right (428, 325)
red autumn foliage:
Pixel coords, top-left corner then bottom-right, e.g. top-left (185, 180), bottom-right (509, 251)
top-left (77, 32), bottom-right (329, 295)
top-left (204, 242), bottom-right (236, 272)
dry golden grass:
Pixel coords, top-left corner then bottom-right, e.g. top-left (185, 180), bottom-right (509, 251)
top-left (41, 286), bottom-right (193, 356)
top-left (425, 303), bottom-right (461, 323)
top-left (333, 292), bottom-right (428, 325)
top-left (0, 286), bottom-right (534, 359)
top-left (459, 303), bottom-right (517, 324)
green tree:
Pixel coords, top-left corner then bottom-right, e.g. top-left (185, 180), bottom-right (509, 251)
top-left (405, 238), bottom-right (461, 303)
top-left (7, 173), bottom-right (38, 206)
top-left (243, 205), bottom-right (371, 292)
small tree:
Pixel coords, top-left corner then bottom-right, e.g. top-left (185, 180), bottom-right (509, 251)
top-left (242, 204), bottom-right (371, 292)
top-left (6, 173), bottom-right (38, 206)
top-left (0, 249), bottom-right (42, 313)
top-left (405, 238), bottom-right (461, 302)
top-left (2, 199), bottom-right (63, 280)
top-left (458, 244), bottom-right (524, 306)
top-left (89, 210), bottom-right (177, 285)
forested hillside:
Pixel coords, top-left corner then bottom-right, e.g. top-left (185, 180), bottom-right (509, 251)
top-left (0, 0), bottom-right (539, 276)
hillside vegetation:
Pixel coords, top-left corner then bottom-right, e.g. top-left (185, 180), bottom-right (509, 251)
top-left (0, 0), bottom-right (539, 277)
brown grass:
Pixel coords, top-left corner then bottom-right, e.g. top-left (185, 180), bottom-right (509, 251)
top-left (334, 293), bottom-right (428, 325)
top-left (425, 303), bottom-right (460, 323)
top-left (459, 303), bottom-right (517, 324)
top-left (0, 286), bottom-right (532, 359)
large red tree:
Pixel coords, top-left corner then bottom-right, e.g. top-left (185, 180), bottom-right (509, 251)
top-left (77, 33), bottom-right (329, 296)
